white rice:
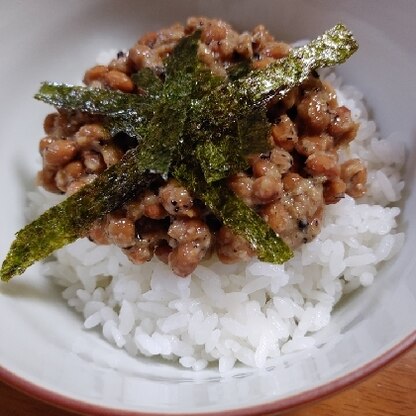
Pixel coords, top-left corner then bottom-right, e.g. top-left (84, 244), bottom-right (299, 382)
top-left (27, 72), bottom-right (405, 372)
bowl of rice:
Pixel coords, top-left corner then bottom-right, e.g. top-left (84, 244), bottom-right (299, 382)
top-left (0, 0), bottom-right (415, 414)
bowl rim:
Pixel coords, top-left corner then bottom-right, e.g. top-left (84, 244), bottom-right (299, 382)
top-left (0, 331), bottom-right (415, 415)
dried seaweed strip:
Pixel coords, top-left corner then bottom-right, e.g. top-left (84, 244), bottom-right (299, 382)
top-left (35, 82), bottom-right (153, 137)
top-left (174, 164), bottom-right (293, 264)
top-left (131, 30), bottom-right (204, 175)
top-left (234, 23), bottom-right (358, 104)
top-left (1, 148), bottom-right (157, 281)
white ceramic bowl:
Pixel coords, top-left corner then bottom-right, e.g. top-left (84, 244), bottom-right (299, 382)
top-left (0, 0), bottom-right (415, 414)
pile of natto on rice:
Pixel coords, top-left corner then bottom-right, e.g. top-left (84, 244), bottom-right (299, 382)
top-left (1, 18), bottom-right (404, 371)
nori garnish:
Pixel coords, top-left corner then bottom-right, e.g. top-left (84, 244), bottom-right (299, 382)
top-left (1, 24), bottom-right (358, 281)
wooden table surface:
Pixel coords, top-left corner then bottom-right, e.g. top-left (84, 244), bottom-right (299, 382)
top-left (1, 345), bottom-right (415, 416)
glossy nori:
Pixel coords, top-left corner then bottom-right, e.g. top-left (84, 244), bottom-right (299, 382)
top-left (1, 24), bottom-right (358, 280)
top-left (232, 23), bottom-right (358, 105)
top-left (136, 30), bottom-right (205, 176)
top-left (35, 82), bottom-right (152, 138)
